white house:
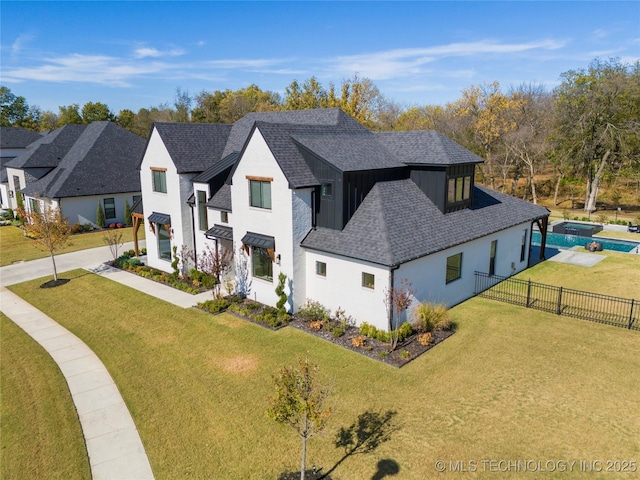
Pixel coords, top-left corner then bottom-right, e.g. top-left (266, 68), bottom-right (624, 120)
top-left (0, 127), bottom-right (44, 209)
top-left (140, 108), bottom-right (549, 331)
top-left (5, 122), bottom-right (145, 226)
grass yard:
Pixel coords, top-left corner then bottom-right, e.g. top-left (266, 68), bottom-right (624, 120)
top-left (0, 225), bottom-right (145, 267)
top-left (0, 313), bottom-right (91, 480)
top-left (6, 256), bottom-right (640, 479)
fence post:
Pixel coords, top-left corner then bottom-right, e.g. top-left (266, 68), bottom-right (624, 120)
top-left (556, 286), bottom-right (563, 315)
top-left (630, 299), bottom-right (636, 330)
top-left (526, 279), bottom-right (532, 308)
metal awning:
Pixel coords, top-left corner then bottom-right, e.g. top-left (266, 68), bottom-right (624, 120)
top-left (205, 225), bottom-right (233, 241)
top-left (241, 232), bottom-right (275, 250)
top-left (148, 212), bottom-right (171, 225)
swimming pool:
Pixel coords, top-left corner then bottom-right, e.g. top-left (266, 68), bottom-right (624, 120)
top-left (532, 231), bottom-right (640, 253)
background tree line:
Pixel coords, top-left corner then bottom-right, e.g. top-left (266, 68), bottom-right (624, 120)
top-left (2, 58), bottom-right (639, 211)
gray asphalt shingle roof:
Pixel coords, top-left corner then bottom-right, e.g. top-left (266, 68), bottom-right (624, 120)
top-left (301, 179), bottom-right (549, 266)
top-left (207, 184), bottom-right (232, 211)
top-left (375, 131), bottom-right (484, 165)
top-left (152, 123), bottom-right (233, 174)
top-left (21, 122), bottom-right (145, 198)
top-left (0, 127), bottom-right (44, 149)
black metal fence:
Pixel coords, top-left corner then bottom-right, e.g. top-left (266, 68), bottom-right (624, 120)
top-left (474, 272), bottom-right (639, 331)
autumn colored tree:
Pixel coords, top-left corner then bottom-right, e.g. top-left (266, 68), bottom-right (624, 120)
top-left (21, 202), bottom-right (72, 282)
top-left (266, 358), bottom-right (333, 480)
top-left (198, 243), bottom-right (233, 298)
top-left (553, 58), bottom-right (640, 212)
top-left (383, 278), bottom-right (414, 351)
top-left (57, 104), bottom-right (83, 126)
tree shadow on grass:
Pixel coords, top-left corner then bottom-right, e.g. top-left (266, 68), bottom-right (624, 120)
top-left (40, 278), bottom-right (70, 288)
top-left (319, 410), bottom-right (400, 479)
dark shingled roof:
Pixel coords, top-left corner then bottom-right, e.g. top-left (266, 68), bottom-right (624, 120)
top-left (151, 123), bottom-right (233, 174)
top-left (5, 124), bottom-right (88, 170)
top-left (375, 131), bottom-right (484, 166)
top-left (221, 108), bottom-right (359, 158)
top-left (21, 122), bottom-right (145, 198)
top-left (301, 179), bottom-right (549, 266)
top-left (1, 127), bottom-right (44, 150)
top-left (207, 184), bottom-right (232, 212)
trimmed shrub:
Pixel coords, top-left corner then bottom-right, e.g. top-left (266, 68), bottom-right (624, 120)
top-left (310, 320), bottom-right (323, 330)
top-left (417, 332), bottom-right (432, 346)
top-left (351, 335), bottom-right (366, 348)
top-left (70, 222), bottom-right (83, 234)
top-left (96, 202), bottom-right (105, 228)
top-left (198, 298), bottom-right (230, 313)
top-left (297, 299), bottom-right (330, 322)
top-left (397, 322), bottom-right (413, 342)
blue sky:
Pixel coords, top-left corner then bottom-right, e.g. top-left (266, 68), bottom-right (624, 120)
top-left (1, 1), bottom-right (639, 114)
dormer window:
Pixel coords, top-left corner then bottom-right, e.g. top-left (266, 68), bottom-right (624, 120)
top-left (321, 183), bottom-right (333, 197)
top-left (447, 175), bottom-right (471, 204)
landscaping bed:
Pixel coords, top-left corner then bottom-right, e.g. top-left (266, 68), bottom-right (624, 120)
top-left (109, 249), bottom-right (215, 295)
top-left (289, 316), bottom-right (454, 368)
top-left (198, 297), bottom-right (291, 330)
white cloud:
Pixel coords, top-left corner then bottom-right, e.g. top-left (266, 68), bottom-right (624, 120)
top-left (11, 32), bottom-right (35, 55)
top-left (133, 47), bottom-right (184, 59)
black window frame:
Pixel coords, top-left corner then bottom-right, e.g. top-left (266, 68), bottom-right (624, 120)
top-left (362, 272), bottom-right (375, 289)
top-left (104, 197), bottom-right (116, 219)
top-left (152, 169), bottom-right (167, 194)
top-left (251, 246), bottom-right (273, 282)
top-left (489, 240), bottom-right (497, 276)
top-left (316, 261), bottom-right (327, 277)
top-left (220, 211), bottom-right (228, 223)
top-left (520, 229), bottom-right (528, 262)
top-left (249, 180), bottom-right (271, 210)
top-left (321, 183), bottom-right (333, 198)
top-left (197, 190), bottom-right (208, 231)
top-left (446, 252), bottom-right (463, 284)
top-left (447, 175), bottom-right (472, 205)
top-left (157, 223), bottom-right (171, 261)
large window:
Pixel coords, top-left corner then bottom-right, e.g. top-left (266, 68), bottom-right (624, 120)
top-left (197, 190), bottom-right (208, 231)
top-left (104, 198), bottom-right (116, 219)
top-left (446, 253), bottom-right (462, 284)
top-left (249, 180), bottom-right (271, 209)
top-left (520, 229), bottom-right (528, 262)
top-left (489, 240), bottom-right (497, 276)
top-left (252, 246), bottom-right (273, 281)
top-left (29, 198), bottom-right (40, 213)
top-left (447, 175), bottom-right (472, 204)
top-left (362, 272), bottom-right (375, 289)
top-left (152, 168), bottom-right (167, 193)
top-left (157, 224), bottom-right (171, 261)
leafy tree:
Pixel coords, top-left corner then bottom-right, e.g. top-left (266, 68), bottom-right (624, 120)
top-left (96, 201), bottom-right (105, 228)
top-left (266, 357), bottom-right (333, 480)
top-left (57, 104), bottom-right (83, 126)
top-left (1, 86), bottom-right (30, 127)
top-left (116, 109), bottom-right (136, 132)
top-left (192, 90), bottom-right (227, 123)
top-left (553, 58), bottom-right (640, 212)
top-left (172, 88), bottom-right (192, 122)
top-left (38, 111), bottom-right (59, 131)
top-left (338, 74), bottom-right (384, 129)
top-left (81, 102), bottom-right (114, 123)
top-left (284, 77), bottom-right (328, 110)
top-left (21, 201), bottom-right (72, 282)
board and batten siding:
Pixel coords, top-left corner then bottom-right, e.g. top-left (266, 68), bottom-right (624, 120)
top-left (59, 193), bottom-right (139, 226)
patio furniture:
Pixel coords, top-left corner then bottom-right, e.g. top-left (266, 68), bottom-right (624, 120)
top-left (628, 222), bottom-right (639, 233)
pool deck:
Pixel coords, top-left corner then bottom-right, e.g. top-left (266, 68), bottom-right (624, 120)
top-left (547, 249), bottom-right (607, 267)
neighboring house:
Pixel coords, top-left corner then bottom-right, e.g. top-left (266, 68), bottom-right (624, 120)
top-left (0, 127), bottom-right (45, 209)
top-left (139, 108), bottom-right (549, 331)
top-left (5, 121), bottom-right (145, 226)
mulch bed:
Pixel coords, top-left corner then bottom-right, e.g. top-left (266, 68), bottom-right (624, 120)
top-left (289, 318), bottom-right (455, 368)
top-left (40, 278), bottom-right (70, 288)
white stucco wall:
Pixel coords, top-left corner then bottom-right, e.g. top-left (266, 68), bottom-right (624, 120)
top-left (0, 183), bottom-right (9, 209)
top-left (5, 167), bottom-right (25, 210)
top-left (57, 193), bottom-right (140, 226)
top-left (229, 128), bottom-right (310, 310)
top-left (140, 128), bottom-right (197, 273)
top-left (304, 250), bottom-right (391, 330)
top-left (397, 222), bottom-right (533, 321)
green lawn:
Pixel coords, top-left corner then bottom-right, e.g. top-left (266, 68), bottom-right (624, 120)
top-left (0, 313), bottom-right (91, 480)
top-left (0, 225), bottom-right (145, 266)
top-left (6, 256), bottom-right (640, 479)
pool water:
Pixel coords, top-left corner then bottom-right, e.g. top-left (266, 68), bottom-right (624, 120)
top-left (532, 231), bottom-right (639, 253)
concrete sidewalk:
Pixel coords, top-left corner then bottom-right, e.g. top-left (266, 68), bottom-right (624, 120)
top-left (1, 241), bottom-right (161, 479)
top-left (1, 286), bottom-right (154, 480)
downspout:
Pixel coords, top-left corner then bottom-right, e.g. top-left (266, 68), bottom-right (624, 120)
top-left (388, 265), bottom-right (400, 331)
top-left (190, 203), bottom-right (198, 270)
